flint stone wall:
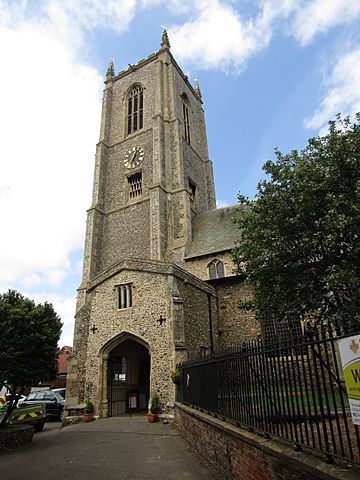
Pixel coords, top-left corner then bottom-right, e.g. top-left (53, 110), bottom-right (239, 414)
top-left (68, 260), bottom-right (216, 415)
top-left (212, 277), bottom-right (260, 349)
top-left (184, 253), bottom-right (260, 350)
top-left (184, 251), bottom-right (235, 281)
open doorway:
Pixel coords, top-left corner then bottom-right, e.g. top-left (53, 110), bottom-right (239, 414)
top-left (108, 338), bottom-right (150, 416)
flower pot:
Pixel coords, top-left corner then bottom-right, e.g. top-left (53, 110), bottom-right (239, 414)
top-left (83, 413), bottom-right (94, 422)
top-left (147, 413), bottom-right (158, 423)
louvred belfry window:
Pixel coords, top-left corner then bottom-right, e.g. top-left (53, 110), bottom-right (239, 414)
top-left (127, 86), bottom-right (143, 135)
top-left (128, 172), bottom-right (142, 200)
top-left (183, 103), bottom-right (190, 143)
top-left (181, 93), bottom-right (190, 144)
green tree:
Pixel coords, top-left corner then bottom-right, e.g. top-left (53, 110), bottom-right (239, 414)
top-left (232, 114), bottom-right (360, 335)
top-left (0, 290), bottom-right (62, 427)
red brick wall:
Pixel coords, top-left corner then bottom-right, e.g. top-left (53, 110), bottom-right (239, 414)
top-left (174, 404), bottom-right (359, 480)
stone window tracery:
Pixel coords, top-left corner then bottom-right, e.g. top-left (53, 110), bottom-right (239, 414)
top-left (117, 284), bottom-right (133, 309)
top-left (127, 85), bottom-right (143, 135)
top-left (181, 93), bottom-right (190, 144)
top-left (189, 179), bottom-right (197, 210)
top-left (208, 259), bottom-right (225, 279)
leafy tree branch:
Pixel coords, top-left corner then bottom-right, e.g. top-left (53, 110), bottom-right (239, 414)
top-left (232, 114), bottom-right (360, 334)
top-left (0, 290), bottom-right (62, 427)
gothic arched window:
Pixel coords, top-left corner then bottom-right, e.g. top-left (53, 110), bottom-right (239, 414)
top-left (208, 259), bottom-right (225, 279)
top-left (181, 93), bottom-right (190, 144)
top-left (127, 85), bottom-right (143, 135)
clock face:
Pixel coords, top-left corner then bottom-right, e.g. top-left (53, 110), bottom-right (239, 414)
top-left (124, 146), bottom-right (144, 169)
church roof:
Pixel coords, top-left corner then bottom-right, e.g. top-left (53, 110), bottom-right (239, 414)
top-left (185, 204), bottom-right (246, 259)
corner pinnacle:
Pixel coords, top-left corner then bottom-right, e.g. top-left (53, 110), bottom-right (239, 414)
top-left (106, 58), bottom-right (115, 79)
top-left (194, 79), bottom-right (202, 98)
top-left (161, 28), bottom-right (171, 49)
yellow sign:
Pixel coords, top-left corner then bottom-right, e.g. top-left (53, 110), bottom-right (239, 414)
top-left (339, 335), bottom-right (360, 425)
top-left (343, 360), bottom-right (360, 400)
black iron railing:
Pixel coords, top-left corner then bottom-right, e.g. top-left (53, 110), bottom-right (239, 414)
top-left (177, 325), bottom-right (360, 465)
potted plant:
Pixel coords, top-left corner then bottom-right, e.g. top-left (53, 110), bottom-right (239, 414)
top-left (170, 368), bottom-right (181, 385)
top-left (147, 393), bottom-right (160, 423)
top-left (83, 400), bottom-right (95, 422)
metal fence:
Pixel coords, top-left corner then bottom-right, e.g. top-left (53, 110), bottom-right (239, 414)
top-left (177, 325), bottom-right (360, 465)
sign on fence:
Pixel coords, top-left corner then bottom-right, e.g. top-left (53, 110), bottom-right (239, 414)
top-left (338, 334), bottom-right (360, 425)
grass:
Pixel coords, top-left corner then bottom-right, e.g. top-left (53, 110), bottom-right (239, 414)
top-left (224, 384), bottom-right (349, 414)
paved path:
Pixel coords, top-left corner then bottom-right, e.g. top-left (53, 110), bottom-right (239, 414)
top-left (1, 416), bottom-right (219, 480)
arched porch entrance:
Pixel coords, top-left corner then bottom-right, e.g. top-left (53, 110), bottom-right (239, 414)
top-left (106, 335), bottom-right (150, 416)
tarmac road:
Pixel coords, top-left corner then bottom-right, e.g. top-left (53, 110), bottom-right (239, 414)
top-left (0, 416), bottom-right (219, 480)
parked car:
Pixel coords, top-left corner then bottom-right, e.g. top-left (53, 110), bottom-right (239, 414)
top-left (22, 390), bottom-right (65, 420)
top-left (52, 388), bottom-right (66, 400)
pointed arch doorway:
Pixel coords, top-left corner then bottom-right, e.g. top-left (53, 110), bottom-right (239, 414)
top-left (106, 334), bottom-right (150, 416)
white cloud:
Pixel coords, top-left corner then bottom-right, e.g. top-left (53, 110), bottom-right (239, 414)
top-left (164, 0), bottom-right (192, 15)
top-left (0, 12), bottom-right (102, 291)
top-left (260, 0), bottom-right (297, 23)
top-left (304, 48), bottom-right (360, 132)
top-left (169, 0), bottom-right (267, 72)
top-left (53, 295), bottom-right (76, 348)
top-left (166, 0), bottom-right (360, 73)
top-left (20, 274), bottom-right (42, 290)
top-left (43, 0), bottom-right (136, 49)
top-left (0, 0), bottom-right (28, 26)
top-left (52, 295), bottom-right (76, 327)
top-left (19, 268), bottom-right (70, 290)
top-left (0, 1), bottom-right (137, 56)
top-left (44, 269), bottom-right (70, 288)
top-left (168, 0), bottom-right (302, 72)
top-left (217, 200), bottom-right (231, 208)
top-left (0, 1), bottom-right (141, 347)
top-left (291, 0), bottom-right (360, 46)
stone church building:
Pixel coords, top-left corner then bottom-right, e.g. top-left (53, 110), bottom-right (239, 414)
top-left (65, 31), bottom-right (259, 419)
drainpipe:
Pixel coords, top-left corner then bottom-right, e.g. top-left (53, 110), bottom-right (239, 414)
top-left (207, 292), bottom-right (214, 353)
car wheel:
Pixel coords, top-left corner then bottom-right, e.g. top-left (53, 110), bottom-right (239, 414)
top-left (34, 421), bottom-right (45, 432)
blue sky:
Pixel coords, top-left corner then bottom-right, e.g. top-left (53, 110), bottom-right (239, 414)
top-left (1, 0), bottom-right (360, 347)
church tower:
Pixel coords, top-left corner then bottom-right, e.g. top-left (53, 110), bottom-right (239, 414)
top-left (79, 29), bottom-right (215, 300)
top-left (66, 31), bottom-right (219, 418)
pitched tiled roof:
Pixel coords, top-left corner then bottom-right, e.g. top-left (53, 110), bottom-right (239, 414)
top-left (185, 204), bottom-right (246, 259)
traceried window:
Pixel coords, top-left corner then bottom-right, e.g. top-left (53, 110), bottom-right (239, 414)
top-left (200, 346), bottom-right (209, 357)
top-left (189, 179), bottom-right (197, 210)
top-left (263, 320), bottom-right (303, 349)
top-left (181, 93), bottom-right (190, 144)
top-left (127, 85), bottom-right (144, 135)
top-left (208, 259), bottom-right (225, 279)
top-left (128, 172), bottom-right (142, 200)
top-left (117, 284), bottom-right (133, 309)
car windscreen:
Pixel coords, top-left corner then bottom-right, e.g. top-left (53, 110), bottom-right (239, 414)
top-left (53, 392), bottom-right (65, 402)
top-left (26, 393), bottom-right (39, 400)
top-left (26, 391), bottom-right (47, 400)
top-left (53, 389), bottom-right (66, 399)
